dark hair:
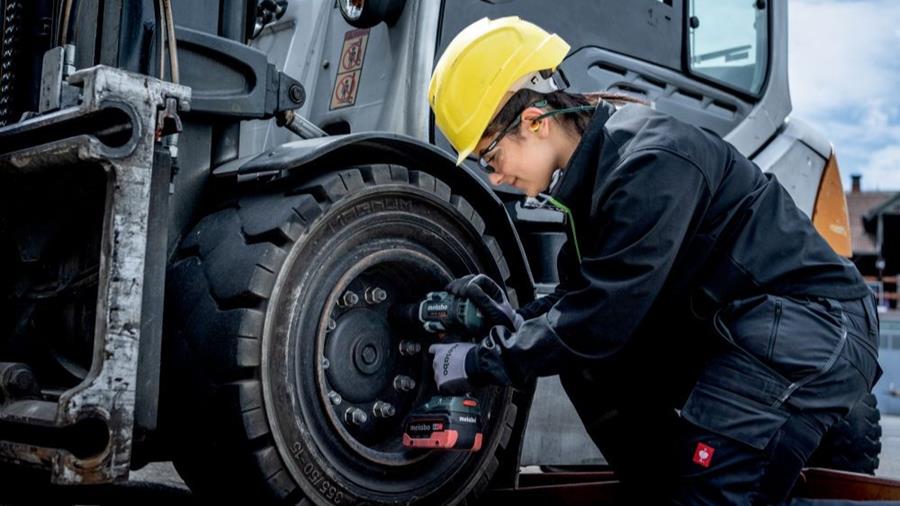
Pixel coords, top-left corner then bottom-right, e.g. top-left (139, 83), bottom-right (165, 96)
top-left (483, 89), bottom-right (648, 139)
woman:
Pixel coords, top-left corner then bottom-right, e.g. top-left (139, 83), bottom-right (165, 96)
top-left (427, 17), bottom-right (880, 505)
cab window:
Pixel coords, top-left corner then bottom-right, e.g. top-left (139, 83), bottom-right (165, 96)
top-left (687, 0), bottom-right (769, 95)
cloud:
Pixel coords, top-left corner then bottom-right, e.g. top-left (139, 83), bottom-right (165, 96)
top-left (789, 0), bottom-right (900, 190)
top-left (860, 145), bottom-right (900, 190)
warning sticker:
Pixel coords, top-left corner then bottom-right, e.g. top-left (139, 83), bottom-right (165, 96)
top-left (330, 28), bottom-right (370, 110)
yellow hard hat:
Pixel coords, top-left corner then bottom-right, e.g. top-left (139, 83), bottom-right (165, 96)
top-left (429, 17), bottom-right (570, 165)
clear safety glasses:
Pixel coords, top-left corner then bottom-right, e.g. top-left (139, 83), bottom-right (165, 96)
top-left (467, 100), bottom-right (595, 174)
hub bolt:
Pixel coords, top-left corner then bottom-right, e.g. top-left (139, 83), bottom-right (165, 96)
top-left (399, 340), bottom-right (422, 356)
top-left (328, 391), bottom-right (342, 406)
top-left (345, 407), bottom-right (368, 426)
top-left (394, 375), bottom-right (416, 392)
top-left (339, 290), bottom-right (359, 307)
top-left (373, 401), bottom-right (396, 418)
top-left (364, 287), bottom-right (388, 304)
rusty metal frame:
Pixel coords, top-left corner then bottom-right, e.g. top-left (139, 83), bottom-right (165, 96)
top-left (795, 468), bottom-right (900, 501)
top-left (484, 468), bottom-right (900, 504)
top-left (0, 65), bottom-right (189, 485)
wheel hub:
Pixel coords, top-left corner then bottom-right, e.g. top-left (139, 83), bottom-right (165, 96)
top-left (325, 308), bottom-right (397, 403)
top-left (314, 249), bottom-right (459, 463)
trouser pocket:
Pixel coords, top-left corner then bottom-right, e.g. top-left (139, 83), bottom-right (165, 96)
top-left (718, 294), bottom-right (846, 383)
top-left (681, 382), bottom-right (789, 451)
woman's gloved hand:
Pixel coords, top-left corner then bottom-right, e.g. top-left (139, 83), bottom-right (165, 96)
top-left (428, 343), bottom-right (478, 394)
top-left (445, 274), bottom-right (524, 331)
top-left (430, 316), bottom-right (575, 393)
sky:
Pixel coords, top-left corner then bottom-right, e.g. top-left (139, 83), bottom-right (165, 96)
top-left (789, 0), bottom-right (900, 191)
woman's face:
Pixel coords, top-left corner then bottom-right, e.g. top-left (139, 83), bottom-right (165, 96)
top-left (473, 108), bottom-right (560, 197)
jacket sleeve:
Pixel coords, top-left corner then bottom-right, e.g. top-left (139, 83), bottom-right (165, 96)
top-left (515, 290), bottom-right (562, 320)
top-left (469, 149), bottom-right (712, 386)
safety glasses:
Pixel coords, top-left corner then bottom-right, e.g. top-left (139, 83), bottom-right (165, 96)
top-left (468, 100), bottom-right (595, 175)
top-left (470, 100), bottom-right (547, 174)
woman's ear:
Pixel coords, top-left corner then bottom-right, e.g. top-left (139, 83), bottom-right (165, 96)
top-left (521, 106), bottom-right (547, 136)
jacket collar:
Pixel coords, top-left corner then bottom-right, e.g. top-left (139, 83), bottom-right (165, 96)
top-left (549, 100), bottom-right (615, 209)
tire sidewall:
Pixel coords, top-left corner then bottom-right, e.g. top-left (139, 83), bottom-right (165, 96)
top-left (262, 181), bottom-right (515, 505)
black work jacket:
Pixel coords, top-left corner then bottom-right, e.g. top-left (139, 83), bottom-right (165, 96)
top-left (469, 101), bottom-right (869, 388)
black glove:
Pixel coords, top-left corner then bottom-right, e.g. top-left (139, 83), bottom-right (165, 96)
top-left (445, 274), bottom-right (524, 332)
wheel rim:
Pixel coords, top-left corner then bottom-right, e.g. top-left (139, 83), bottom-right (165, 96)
top-left (315, 248), bottom-right (450, 466)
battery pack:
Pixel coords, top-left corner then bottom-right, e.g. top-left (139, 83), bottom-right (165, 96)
top-left (402, 396), bottom-right (483, 451)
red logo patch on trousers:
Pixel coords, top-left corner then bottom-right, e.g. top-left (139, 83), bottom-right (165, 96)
top-left (693, 442), bottom-right (715, 468)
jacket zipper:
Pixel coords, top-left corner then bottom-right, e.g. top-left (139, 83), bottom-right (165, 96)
top-left (767, 298), bottom-right (783, 361)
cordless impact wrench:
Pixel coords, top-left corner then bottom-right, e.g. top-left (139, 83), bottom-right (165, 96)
top-left (396, 291), bottom-right (488, 452)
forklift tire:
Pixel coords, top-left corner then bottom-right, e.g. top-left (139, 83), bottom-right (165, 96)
top-left (164, 165), bottom-right (525, 505)
top-left (807, 393), bottom-right (881, 474)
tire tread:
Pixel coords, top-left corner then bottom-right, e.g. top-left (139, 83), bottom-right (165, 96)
top-left (166, 165), bottom-right (527, 504)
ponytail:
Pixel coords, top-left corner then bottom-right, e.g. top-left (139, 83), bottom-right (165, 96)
top-left (483, 89), bottom-right (648, 139)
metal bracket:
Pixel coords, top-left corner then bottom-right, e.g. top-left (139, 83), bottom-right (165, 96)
top-left (156, 97), bottom-right (184, 139)
top-left (175, 26), bottom-right (304, 118)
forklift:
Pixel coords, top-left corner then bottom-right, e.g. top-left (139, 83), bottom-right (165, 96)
top-left (0, 0), bottom-right (895, 503)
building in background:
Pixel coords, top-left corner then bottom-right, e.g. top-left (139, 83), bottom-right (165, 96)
top-left (846, 174), bottom-right (900, 310)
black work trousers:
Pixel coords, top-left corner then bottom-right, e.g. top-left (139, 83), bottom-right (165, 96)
top-left (559, 294), bottom-right (881, 505)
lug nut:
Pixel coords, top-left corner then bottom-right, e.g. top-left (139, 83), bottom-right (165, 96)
top-left (342, 291), bottom-right (359, 307)
top-left (345, 407), bottom-right (368, 426)
top-left (327, 318), bottom-right (336, 331)
top-left (365, 287), bottom-right (388, 304)
top-left (394, 375), bottom-right (416, 392)
top-left (399, 340), bottom-right (422, 356)
top-left (373, 401), bottom-right (396, 418)
top-left (328, 391), bottom-right (342, 406)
